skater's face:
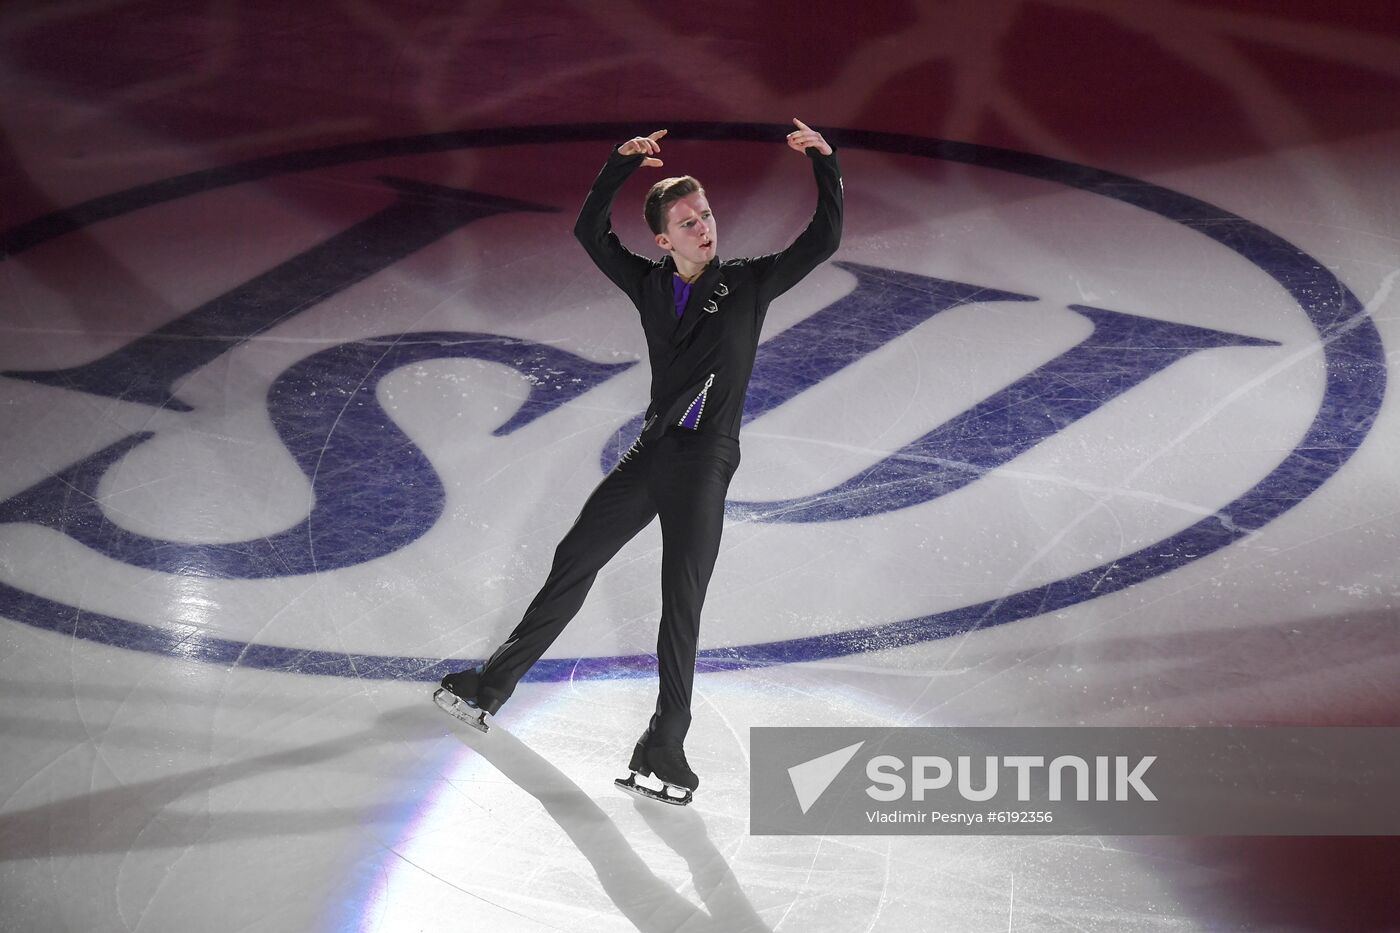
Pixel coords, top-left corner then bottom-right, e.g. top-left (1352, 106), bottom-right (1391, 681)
top-left (656, 191), bottom-right (716, 270)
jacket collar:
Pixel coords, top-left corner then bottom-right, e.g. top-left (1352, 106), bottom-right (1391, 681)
top-left (669, 259), bottom-right (725, 343)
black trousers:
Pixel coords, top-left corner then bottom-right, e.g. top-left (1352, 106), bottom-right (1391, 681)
top-left (477, 431), bottom-right (740, 745)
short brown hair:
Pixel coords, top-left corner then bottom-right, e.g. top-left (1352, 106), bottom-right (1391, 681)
top-left (644, 175), bottom-right (704, 235)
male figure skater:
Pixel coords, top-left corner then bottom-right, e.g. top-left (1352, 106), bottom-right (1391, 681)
top-left (436, 120), bottom-right (842, 804)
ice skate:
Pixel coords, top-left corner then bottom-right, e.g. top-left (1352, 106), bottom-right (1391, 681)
top-left (432, 668), bottom-right (500, 734)
top-left (614, 741), bottom-right (698, 806)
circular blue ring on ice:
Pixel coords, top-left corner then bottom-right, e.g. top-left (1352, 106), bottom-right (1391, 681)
top-left (0, 123), bottom-right (1385, 681)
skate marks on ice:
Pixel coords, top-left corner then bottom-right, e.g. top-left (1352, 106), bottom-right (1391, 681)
top-left (440, 724), bottom-right (770, 932)
top-left (0, 697), bottom-right (444, 861)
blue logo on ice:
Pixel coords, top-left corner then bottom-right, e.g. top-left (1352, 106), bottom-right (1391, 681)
top-left (0, 122), bottom-right (1385, 679)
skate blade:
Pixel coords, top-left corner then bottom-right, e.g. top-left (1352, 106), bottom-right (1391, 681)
top-left (614, 773), bottom-right (692, 806)
top-left (433, 687), bottom-right (490, 734)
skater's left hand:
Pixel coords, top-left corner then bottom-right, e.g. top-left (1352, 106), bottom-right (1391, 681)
top-left (786, 118), bottom-right (832, 156)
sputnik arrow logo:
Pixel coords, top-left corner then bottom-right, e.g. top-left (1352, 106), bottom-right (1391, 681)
top-left (789, 741), bottom-right (865, 814)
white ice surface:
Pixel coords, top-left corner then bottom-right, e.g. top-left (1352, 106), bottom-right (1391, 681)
top-left (3, 4), bottom-right (1400, 932)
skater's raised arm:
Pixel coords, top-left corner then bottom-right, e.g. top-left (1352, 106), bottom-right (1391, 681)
top-left (573, 130), bottom-right (668, 303)
top-left (751, 119), bottom-right (844, 302)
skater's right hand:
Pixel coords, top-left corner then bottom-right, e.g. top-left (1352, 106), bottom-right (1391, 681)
top-left (619, 129), bottom-right (666, 167)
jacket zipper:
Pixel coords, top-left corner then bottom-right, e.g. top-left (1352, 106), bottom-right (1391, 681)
top-left (678, 372), bottom-right (715, 429)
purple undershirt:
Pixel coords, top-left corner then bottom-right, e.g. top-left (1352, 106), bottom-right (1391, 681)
top-left (672, 275), bottom-right (692, 319)
top-left (673, 275), bottom-right (706, 429)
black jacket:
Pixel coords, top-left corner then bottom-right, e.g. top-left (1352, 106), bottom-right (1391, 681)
top-left (574, 144), bottom-right (843, 443)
